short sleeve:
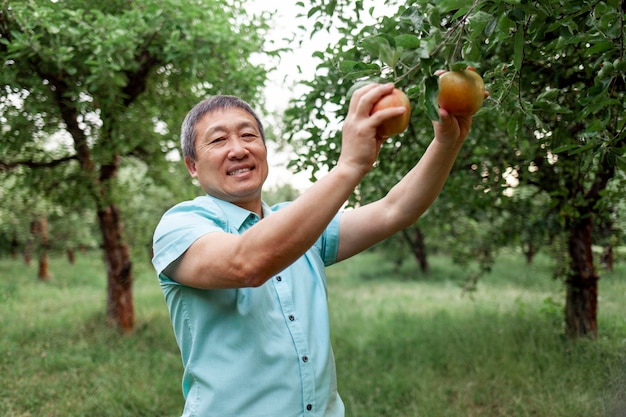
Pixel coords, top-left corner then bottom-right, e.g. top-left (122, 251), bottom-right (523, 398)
top-left (151, 198), bottom-right (226, 277)
top-left (318, 210), bottom-right (342, 266)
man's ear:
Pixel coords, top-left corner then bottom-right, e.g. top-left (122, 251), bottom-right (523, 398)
top-left (184, 156), bottom-right (198, 177)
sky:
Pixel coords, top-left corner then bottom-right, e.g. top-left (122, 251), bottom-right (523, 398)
top-left (245, 1), bottom-right (387, 192)
top-left (245, 1), bottom-right (324, 191)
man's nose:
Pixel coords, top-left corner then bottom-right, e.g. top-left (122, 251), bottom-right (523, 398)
top-left (227, 137), bottom-right (249, 159)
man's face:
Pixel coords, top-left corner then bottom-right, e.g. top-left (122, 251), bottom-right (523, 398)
top-left (185, 107), bottom-right (268, 211)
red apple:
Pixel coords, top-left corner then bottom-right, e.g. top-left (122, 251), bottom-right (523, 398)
top-left (438, 69), bottom-right (485, 116)
top-left (370, 88), bottom-right (411, 138)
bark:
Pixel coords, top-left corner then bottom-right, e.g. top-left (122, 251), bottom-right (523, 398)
top-left (28, 218), bottom-right (50, 280)
top-left (565, 215), bottom-right (598, 339)
top-left (400, 227), bottom-right (429, 274)
top-left (10, 234), bottom-right (19, 260)
top-left (523, 241), bottom-right (536, 264)
top-left (412, 228), bottom-right (429, 274)
top-left (47, 72), bottom-right (135, 332)
top-left (23, 240), bottom-right (32, 266)
top-left (67, 247), bottom-right (76, 264)
top-left (601, 245), bottom-right (614, 272)
top-left (98, 203), bottom-right (134, 333)
top-left (37, 217), bottom-right (50, 281)
top-left (38, 252), bottom-right (50, 281)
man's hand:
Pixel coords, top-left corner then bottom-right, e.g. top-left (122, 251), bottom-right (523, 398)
top-left (338, 83), bottom-right (407, 178)
top-left (433, 67), bottom-right (489, 149)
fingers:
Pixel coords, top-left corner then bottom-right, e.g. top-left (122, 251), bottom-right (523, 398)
top-left (348, 82), bottom-right (379, 114)
top-left (433, 107), bottom-right (473, 146)
top-left (349, 82), bottom-right (396, 117)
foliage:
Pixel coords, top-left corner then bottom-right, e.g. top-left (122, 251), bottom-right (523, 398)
top-left (285, 0), bottom-right (625, 271)
top-left (0, 0), bottom-right (272, 185)
top-left (262, 182), bottom-right (302, 205)
top-left (0, 171), bottom-right (98, 259)
top-left (0, 0), bottom-right (274, 271)
top-left (115, 157), bottom-right (200, 262)
top-left (285, 0), bottom-right (626, 338)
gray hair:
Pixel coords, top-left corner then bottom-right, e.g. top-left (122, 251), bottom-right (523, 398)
top-left (180, 95), bottom-right (266, 160)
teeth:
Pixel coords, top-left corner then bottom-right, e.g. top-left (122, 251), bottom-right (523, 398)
top-left (228, 168), bottom-right (251, 176)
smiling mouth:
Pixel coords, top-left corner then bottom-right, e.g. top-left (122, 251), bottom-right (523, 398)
top-left (228, 167), bottom-right (252, 176)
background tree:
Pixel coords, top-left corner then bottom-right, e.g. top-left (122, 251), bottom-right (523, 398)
top-left (262, 182), bottom-right (302, 206)
top-left (0, 0), bottom-right (274, 331)
top-left (285, 0), bottom-right (625, 339)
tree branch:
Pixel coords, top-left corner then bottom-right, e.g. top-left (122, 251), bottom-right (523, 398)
top-left (121, 30), bottom-right (164, 106)
top-left (0, 154), bottom-right (77, 172)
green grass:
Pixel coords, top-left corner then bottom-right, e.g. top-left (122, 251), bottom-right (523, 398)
top-left (0, 255), bottom-right (181, 417)
top-left (1, 250), bottom-right (625, 417)
top-left (328, 251), bottom-right (626, 417)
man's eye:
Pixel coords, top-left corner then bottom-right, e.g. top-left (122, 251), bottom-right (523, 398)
top-left (210, 137), bottom-right (226, 144)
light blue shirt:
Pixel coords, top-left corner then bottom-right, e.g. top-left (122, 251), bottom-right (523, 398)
top-left (152, 195), bottom-right (345, 417)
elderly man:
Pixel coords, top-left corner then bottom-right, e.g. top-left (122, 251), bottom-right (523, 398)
top-left (152, 82), bottom-right (478, 417)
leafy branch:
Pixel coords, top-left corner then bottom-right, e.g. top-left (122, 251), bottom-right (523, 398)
top-left (0, 154), bottom-right (77, 173)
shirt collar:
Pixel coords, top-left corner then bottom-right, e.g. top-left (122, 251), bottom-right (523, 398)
top-left (207, 195), bottom-right (271, 230)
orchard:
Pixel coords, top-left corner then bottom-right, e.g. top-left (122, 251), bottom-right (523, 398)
top-left (285, 0), bottom-right (626, 340)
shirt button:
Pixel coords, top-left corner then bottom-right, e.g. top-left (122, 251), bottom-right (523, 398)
top-left (306, 404), bottom-right (312, 411)
top-left (288, 315), bottom-right (295, 321)
top-left (302, 355), bottom-right (308, 362)
top-left (276, 276), bottom-right (282, 282)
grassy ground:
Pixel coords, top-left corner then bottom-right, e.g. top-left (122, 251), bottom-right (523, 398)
top-left (0, 250), bottom-right (624, 417)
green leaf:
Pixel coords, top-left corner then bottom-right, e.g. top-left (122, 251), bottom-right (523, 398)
top-left (566, 142), bottom-right (596, 156)
top-left (468, 11), bottom-right (494, 35)
top-left (338, 60), bottom-right (359, 73)
top-left (532, 100), bottom-right (573, 114)
top-left (536, 88), bottom-right (559, 101)
top-left (513, 28), bottom-right (524, 70)
top-left (450, 62), bottom-right (469, 71)
top-left (423, 76), bottom-right (440, 121)
top-left (584, 40), bottom-right (615, 57)
top-left (507, 7), bottom-right (525, 23)
top-left (347, 79), bottom-right (378, 98)
top-left (438, 0), bottom-right (470, 14)
top-left (615, 155), bottom-right (626, 172)
top-left (462, 40), bottom-right (481, 62)
top-left (359, 36), bottom-right (390, 57)
top-left (394, 34), bottom-right (421, 49)
top-left (340, 62), bottom-right (381, 80)
top-left (379, 46), bottom-right (400, 68)
top-left (552, 143), bottom-right (581, 154)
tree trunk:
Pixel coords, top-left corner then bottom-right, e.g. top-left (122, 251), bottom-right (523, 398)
top-left (67, 247), bottom-right (76, 264)
top-left (23, 240), bottom-right (32, 266)
top-left (399, 227), bottom-right (429, 274)
top-left (29, 218), bottom-right (50, 280)
top-left (45, 64), bottom-right (138, 332)
top-left (523, 241), bottom-right (536, 264)
top-left (565, 215), bottom-right (598, 339)
top-left (601, 245), bottom-right (614, 272)
top-left (98, 203), bottom-right (134, 333)
top-left (38, 252), bottom-right (50, 281)
top-left (11, 234), bottom-right (19, 260)
top-left (37, 217), bottom-right (50, 281)
top-left (412, 228), bottom-right (429, 274)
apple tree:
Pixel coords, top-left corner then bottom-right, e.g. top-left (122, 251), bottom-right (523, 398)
top-left (284, 0), bottom-right (625, 339)
top-left (0, 0), bottom-right (273, 331)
